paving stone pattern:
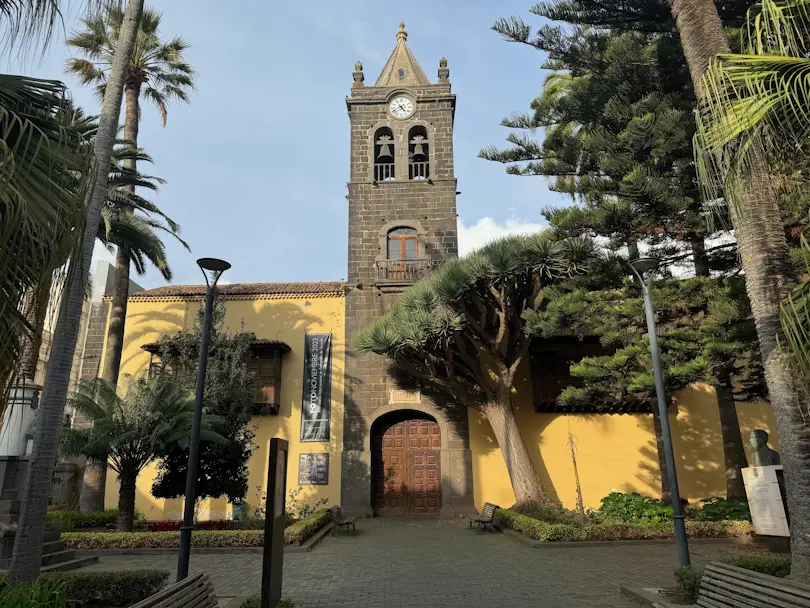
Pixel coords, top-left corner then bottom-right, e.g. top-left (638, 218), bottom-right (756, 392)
top-left (85, 518), bottom-right (744, 607)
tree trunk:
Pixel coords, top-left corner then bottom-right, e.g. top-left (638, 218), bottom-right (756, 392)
top-left (79, 459), bottom-right (107, 513)
top-left (689, 234), bottom-right (710, 278)
top-left (8, 0), bottom-right (145, 584)
top-left (714, 377), bottom-right (747, 499)
top-left (483, 386), bottom-right (551, 507)
top-left (670, 0), bottom-right (810, 578)
top-left (101, 85), bottom-right (139, 386)
top-left (652, 407), bottom-right (672, 505)
top-left (116, 468), bottom-right (137, 532)
top-left (18, 278), bottom-right (52, 383)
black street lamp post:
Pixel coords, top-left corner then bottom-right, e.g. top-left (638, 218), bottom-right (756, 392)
top-left (628, 257), bottom-right (691, 567)
top-left (176, 257), bottom-right (231, 582)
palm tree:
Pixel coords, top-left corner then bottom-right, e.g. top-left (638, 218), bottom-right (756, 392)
top-left (674, 0), bottom-right (810, 578)
top-left (0, 76), bottom-right (92, 397)
top-left (80, 128), bottom-right (190, 514)
top-left (60, 377), bottom-right (222, 531)
top-left (66, 5), bottom-right (194, 387)
top-left (9, 0), bottom-right (146, 584)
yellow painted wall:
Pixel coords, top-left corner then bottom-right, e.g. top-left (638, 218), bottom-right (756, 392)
top-left (469, 381), bottom-right (780, 511)
top-left (103, 294), bottom-right (345, 521)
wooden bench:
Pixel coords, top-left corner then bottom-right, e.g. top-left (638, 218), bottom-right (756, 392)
top-left (130, 572), bottom-right (217, 608)
top-left (329, 505), bottom-right (357, 535)
top-left (655, 562), bottom-right (810, 608)
top-left (468, 502), bottom-right (499, 531)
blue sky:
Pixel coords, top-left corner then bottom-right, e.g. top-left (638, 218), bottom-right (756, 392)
top-left (6, 0), bottom-right (568, 288)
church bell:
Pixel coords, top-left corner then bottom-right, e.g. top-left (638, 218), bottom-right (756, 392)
top-left (376, 137), bottom-right (393, 160)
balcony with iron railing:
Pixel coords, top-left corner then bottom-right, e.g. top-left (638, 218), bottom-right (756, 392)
top-left (375, 258), bottom-right (441, 283)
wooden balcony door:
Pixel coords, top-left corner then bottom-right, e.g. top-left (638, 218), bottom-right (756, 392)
top-left (387, 228), bottom-right (418, 280)
top-left (372, 417), bottom-right (441, 515)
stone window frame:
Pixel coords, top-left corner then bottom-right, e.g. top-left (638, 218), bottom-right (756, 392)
top-left (367, 116), bottom-right (436, 183)
top-left (376, 220), bottom-right (427, 264)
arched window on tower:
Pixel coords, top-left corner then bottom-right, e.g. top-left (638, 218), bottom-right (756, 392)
top-left (408, 126), bottom-right (429, 180)
top-left (373, 127), bottom-right (396, 181)
top-left (387, 227), bottom-right (419, 279)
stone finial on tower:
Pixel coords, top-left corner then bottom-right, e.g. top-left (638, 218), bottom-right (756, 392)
top-left (397, 22), bottom-right (407, 41)
top-left (353, 61), bottom-right (365, 88)
top-left (438, 57), bottom-right (449, 82)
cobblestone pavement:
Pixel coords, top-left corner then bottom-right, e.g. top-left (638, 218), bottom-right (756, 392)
top-left (85, 518), bottom-right (748, 607)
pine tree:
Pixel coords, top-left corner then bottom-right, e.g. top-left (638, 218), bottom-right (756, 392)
top-left (480, 27), bottom-right (734, 276)
top-left (526, 276), bottom-right (764, 499)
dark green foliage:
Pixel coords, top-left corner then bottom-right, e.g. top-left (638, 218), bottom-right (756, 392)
top-left (596, 492), bottom-right (673, 524)
top-left (526, 277), bottom-right (765, 407)
top-left (495, 508), bottom-right (751, 542)
top-left (283, 509), bottom-right (332, 545)
top-left (691, 497), bottom-right (751, 522)
top-left (46, 508), bottom-right (145, 530)
top-left (0, 578), bottom-right (68, 608)
top-left (674, 565), bottom-right (704, 603)
top-left (152, 299), bottom-right (256, 502)
top-left (513, 502), bottom-right (585, 525)
top-left (38, 570), bottom-right (169, 607)
top-left (722, 554), bottom-right (792, 578)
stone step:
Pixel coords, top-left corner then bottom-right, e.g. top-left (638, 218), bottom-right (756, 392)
top-left (39, 555), bottom-right (98, 573)
top-left (40, 549), bottom-right (76, 566)
top-left (0, 548), bottom-right (75, 569)
top-left (43, 540), bottom-right (67, 555)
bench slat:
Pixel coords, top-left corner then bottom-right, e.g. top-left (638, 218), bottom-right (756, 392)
top-left (129, 573), bottom-right (206, 608)
top-left (697, 563), bottom-right (810, 608)
top-left (130, 573), bottom-right (217, 608)
top-left (701, 585), bottom-right (782, 608)
top-left (703, 576), bottom-right (810, 608)
top-left (706, 563), bottom-right (810, 595)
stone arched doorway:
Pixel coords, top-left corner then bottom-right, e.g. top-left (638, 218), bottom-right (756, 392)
top-left (371, 410), bottom-right (441, 515)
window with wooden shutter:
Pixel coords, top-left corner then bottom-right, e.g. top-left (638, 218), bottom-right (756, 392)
top-left (248, 352), bottom-right (282, 414)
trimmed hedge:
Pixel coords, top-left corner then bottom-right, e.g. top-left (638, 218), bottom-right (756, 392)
top-left (39, 569), bottom-right (169, 607)
top-left (283, 509), bottom-right (331, 545)
top-left (150, 520), bottom-right (227, 532)
top-left (46, 508), bottom-right (145, 530)
top-left (494, 508), bottom-right (752, 542)
top-left (63, 508), bottom-right (332, 549)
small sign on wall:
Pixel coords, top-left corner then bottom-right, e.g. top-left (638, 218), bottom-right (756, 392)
top-left (298, 453), bottom-right (329, 486)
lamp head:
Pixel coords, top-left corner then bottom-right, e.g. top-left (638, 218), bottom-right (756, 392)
top-left (197, 257), bottom-right (231, 287)
top-left (630, 257), bottom-right (660, 274)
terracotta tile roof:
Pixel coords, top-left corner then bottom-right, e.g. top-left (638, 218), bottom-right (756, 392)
top-left (129, 281), bottom-right (346, 300)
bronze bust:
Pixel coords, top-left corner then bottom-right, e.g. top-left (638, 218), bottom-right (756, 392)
top-left (750, 429), bottom-right (781, 466)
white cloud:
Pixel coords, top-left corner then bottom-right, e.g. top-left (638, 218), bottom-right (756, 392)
top-left (458, 216), bottom-right (547, 256)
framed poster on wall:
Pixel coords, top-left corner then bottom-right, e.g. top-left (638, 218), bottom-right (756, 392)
top-left (298, 453), bottom-right (329, 486)
top-left (300, 334), bottom-right (332, 442)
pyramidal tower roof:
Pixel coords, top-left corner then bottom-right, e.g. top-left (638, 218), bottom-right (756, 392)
top-left (375, 22), bottom-right (431, 87)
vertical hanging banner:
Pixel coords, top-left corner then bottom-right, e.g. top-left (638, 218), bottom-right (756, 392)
top-left (300, 333), bottom-right (332, 442)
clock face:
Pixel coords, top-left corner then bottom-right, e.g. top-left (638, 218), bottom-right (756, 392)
top-left (388, 96), bottom-right (414, 119)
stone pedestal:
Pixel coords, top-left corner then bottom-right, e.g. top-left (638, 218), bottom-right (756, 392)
top-left (742, 465), bottom-right (790, 537)
top-left (0, 381), bottom-right (41, 456)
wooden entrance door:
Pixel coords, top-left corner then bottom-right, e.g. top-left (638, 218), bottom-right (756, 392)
top-left (372, 418), bottom-right (441, 515)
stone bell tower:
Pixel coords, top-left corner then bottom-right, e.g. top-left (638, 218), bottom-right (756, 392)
top-left (341, 23), bottom-right (475, 517)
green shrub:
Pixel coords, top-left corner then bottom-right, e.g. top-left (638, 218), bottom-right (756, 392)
top-left (63, 529), bottom-right (265, 549)
top-left (0, 578), bottom-right (69, 608)
top-left (721, 554), bottom-right (791, 578)
top-left (597, 492), bottom-right (673, 523)
top-left (674, 565), bottom-right (704, 603)
top-left (692, 497), bottom-right (752, 522)
top-left (46, 508), bottom-right (146, 530)
top-left (64, 510), bottom-right (332, 549)
top-left (494, 508), bottom-right (751, 542)
top-left (513, 502), bottom-right (586, 526)
top-left (227, 517), bottom-right (266, 530)
top-left (284, 509), bottom-right (331, 545)
top-left (39, 570), bottom-right (169, 607)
